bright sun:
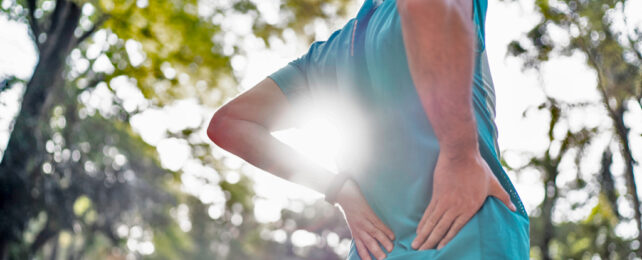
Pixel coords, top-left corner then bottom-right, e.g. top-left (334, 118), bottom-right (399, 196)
top-left (267, 91), bottom-right (373, 198)
top-left (272, 117), bottom-right (342, 174)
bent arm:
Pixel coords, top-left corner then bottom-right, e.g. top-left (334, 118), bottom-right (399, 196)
top-left (207, 77), bottom-right (335, 194)
top-left (397, 0), bottom-right (479, 157)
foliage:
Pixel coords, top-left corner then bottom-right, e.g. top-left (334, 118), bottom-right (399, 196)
top-left (505, 0), bottom-right (642, 258)
top-left (0, 0), bottom-right (352, 259)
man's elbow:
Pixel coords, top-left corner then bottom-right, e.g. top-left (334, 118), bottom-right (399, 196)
top-left (207, 107), bottom-right (233, 148)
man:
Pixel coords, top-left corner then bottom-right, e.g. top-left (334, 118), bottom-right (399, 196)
top-left (207, 0), bottom-right (530, 259)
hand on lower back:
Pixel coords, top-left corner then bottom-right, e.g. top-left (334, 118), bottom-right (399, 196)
top-left (336, 178), bottom-right (396, 260)
top-left (411, 149), bottom-right (516, 251)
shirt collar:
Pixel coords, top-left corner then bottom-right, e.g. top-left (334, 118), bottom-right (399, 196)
top-left (356, 0), bottom-right (384, 19)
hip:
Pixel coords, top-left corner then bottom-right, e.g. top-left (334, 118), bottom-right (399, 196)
top-left (346, 196), bottom-right (530, 260)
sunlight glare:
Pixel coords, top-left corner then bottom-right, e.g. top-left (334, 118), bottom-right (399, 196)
top-left (272, 90), bottom-right (373, 177)
top-left (272, 117), bottom-right (342, 173)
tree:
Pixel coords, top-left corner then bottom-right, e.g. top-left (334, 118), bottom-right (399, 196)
top-left (0, 0), bottom-right (352, 258)
top-left (505, 0), bottom-right (642, 258)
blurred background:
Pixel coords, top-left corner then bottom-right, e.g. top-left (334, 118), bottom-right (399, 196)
top-left (0, 0), bottom-right (641, 259)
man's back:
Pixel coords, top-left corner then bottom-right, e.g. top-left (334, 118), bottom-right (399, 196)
top-left (268, 0), bottom-right (530, 258)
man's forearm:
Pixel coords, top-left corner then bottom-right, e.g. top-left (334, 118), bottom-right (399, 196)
top-left (397, 0), bottom-right (478, 156)
top-left (209, 115), bottom-right (335, 195)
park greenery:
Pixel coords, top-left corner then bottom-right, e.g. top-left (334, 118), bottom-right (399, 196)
top-left (506, 0), bottom-right (642, 258)
top-left (0, 0), bottom-right (353, 259)
top-left (0, 0), bottom-right (640, 259)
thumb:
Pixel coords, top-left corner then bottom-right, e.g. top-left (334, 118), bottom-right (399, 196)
top-left (489, 176), bottom-right (516, 212)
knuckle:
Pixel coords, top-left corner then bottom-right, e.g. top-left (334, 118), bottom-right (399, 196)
top-left (441, 233), bottom-right (453, 243)
top-left (379, 231), bottom-right (390, 241)
top-left (441, 232), bottom-right (452, 243)
top-left (358, 230), bottom-right (370, 239)
top-left (375, 231), bottom-right (386, 242)
top-left (374, 229), bottom-right (386, 240)
top-left (426, 218), bottom-right (436, 227)
top-left (426, 237), bottom-right (438, 247)
top-left (417, 217), bottom-right (425, 227)
top-left (433, 224), bottom-right (445, 234)
top-left (365, 226), bottom-right (377, 236)
top-left (423, 238), bottom-right (433, 248)
top-left (416, 227), bottom-right (427, 237)
top-left (370, 215), bottom-right (383, 224)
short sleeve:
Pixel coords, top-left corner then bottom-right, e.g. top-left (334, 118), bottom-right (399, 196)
top-left (473, 0), bottom-right (488, 52)
top-left (268, 60), bottom-right (310, 101)
top-left (268, 19), bottom-right (355, 102)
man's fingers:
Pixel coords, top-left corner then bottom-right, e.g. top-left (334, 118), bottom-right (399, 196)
top-left (417, 197), bottom-right (437, 230)
top-left (355, 239), bottom-right (371, 260)
top-left (436, 213), bottom-right (470, 249)
top-left (364, 220), bottom-right (394, 252)
top-left (412, 200), bottom-right (445, 249)
top-left (367, 213), bottom-right (395, 241)
top-left (490, 176), bottom-right (516, 212)
top-left (359, 230), bottom-right (388, 260)
top-left (418, 209), bottom-right (457, 250)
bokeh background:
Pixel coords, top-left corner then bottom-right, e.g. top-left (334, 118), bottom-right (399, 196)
top-left (0, 0), bottom-right (641, 259)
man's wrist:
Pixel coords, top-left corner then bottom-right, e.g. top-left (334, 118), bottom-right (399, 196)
top-left (324, 172), bottom-right (353, 206)
top-left (334, 177), bottom-right (357, 206)
top-left (435, 118), bottom-right (479, 154)
top-left (439, 137), bottom-right (480, 159)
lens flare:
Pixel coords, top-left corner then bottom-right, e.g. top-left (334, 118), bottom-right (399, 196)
top-left (273, 88), bottom-right (374, 179)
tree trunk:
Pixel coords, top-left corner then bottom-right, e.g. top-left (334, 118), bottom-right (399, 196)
top-left (0, 237), bottom-right (7, 260)
top-left (540, 163), bottom-right (558, 260)
top-left (612, 106), bottom-right (642, 255)
top-left (30, 220), bottom-right (58, 254)
top-left (599, 148), bottom-right (620, 219)
top-left (48, 234), bottom-right (59, 260)
top-left (0, 1), bottom-right (81, 254)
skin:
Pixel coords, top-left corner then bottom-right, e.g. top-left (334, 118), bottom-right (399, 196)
top-left (207, 78), bottom-right (395, 260)
top-left (396, 0), bottom-right (517, 251)
top-left (208, 0), bottom-right (517, 258)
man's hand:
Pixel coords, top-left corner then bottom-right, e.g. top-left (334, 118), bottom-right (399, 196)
top-left (411, 149), bottom-right (516, 250)
top-left (397, 0), bottom-right (514, 251)
top-left (336, 178), bottom-right (396, 260)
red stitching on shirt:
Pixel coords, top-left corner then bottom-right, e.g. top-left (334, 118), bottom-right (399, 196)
top-left (350, 20), bottom-right (358, 57)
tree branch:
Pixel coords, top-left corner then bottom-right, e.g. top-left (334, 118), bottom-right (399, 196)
top-left (47, 0), bottom-right (67, 35)
top-left (637, 80), bottom-right (642, 106)
top-left (30, 219), bottom-right (58, 253)
top-left (621, 0), bottom-right (642, 62)
top-left (26, 0), bottom-right (41, 48)
top-left (571, 18), bottom-right (618, 119)
top-left (74, 15), bottom-right (110, 46)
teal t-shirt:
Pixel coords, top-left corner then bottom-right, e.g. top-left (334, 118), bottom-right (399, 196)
top-left (268, 0), bottom-right (530, 259)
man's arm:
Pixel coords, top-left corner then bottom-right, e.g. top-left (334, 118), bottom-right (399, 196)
top-left (397, 0), bottom-right (517, 251)
top-left (398, 0), bottom-right (476, 154)
top-left (207, 78), bottom-right (334, 194)
top-left (207, 78), bottom-right (396, 260)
